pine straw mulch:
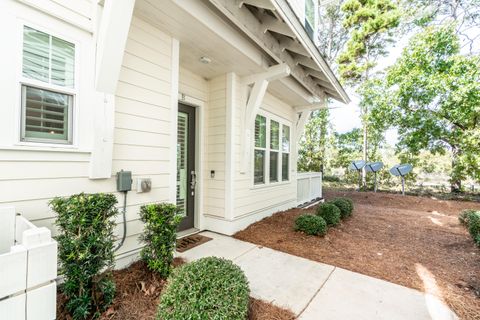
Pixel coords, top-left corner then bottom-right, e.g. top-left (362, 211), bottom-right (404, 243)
top-left (234, 189), bottom-right (480, 320)
top-left (57, 258), bottom-right (294, 320)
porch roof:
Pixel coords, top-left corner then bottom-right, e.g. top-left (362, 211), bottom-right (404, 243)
top-left (208, 0), bottom-right (350, 104)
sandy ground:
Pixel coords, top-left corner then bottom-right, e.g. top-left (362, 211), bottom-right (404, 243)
top-left (234, 190), bottom-right (480, 320)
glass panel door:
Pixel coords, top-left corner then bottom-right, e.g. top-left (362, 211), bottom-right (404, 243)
top-left (176, 112), bottom-right (188, 217)
top-left (176, 104), bottom-right (195, 231)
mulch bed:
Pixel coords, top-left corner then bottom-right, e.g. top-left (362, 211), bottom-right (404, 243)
top-left (57, 258), bottom-right (294, 320)
top-left (234, 189), bottom-right (480, 320)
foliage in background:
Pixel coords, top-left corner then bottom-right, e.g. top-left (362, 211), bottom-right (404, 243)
top-left (139, 203), bottom-right (182, 278)
top-left (157, 257), bottom-right (250, 320)
top-left (298, 109), bottom-right (331, 173)
top-left (369, 25), bottom-right (480, 191)
top-left (401, 0), bottom-right (480, 53)
top-left (295, 214), bottom-right (328, 236)
top-left (51, 193), bottom-right (118, 319)
top-left (338, 0), bottom-right (401, 185)
top-left (317, 0), bottom-right (349, 68)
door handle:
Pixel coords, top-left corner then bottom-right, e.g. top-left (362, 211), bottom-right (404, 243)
top-left (190, 171), bottom-right (197, 196)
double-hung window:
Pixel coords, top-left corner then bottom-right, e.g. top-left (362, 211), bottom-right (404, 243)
top-left (20, 26), bottom-right (75, 144)
top-left (254, 114), bottom-right (290, 185)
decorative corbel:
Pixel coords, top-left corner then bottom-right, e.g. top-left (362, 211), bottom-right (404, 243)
top-left (239, 63), bottom-right (290, 173)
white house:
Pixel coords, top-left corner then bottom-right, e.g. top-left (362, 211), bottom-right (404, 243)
top-left (0, 0), bottom-right (349, 267)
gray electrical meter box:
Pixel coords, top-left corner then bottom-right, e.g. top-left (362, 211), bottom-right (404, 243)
top-left (116, 170), bottom-right (132, 192)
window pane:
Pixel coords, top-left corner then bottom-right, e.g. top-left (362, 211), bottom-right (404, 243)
top-left (23, 26), bottom-right (49, 82)
top-left (254, 150), bottom-right (265, 184)
top-left (282, 153), bottom-right (289, 181)
top-left (270, 120), bottom-right (279, 150)
top-left (255, 115), bottom-right (266, 148)
top-left (282, 125), bottom-right (290, 152)
top-left (270, 151), bottom-right (278, 183)
top-left (51, 36), bottom-right (75, 87)
top-left (23, 86), bottom-right (70, 142)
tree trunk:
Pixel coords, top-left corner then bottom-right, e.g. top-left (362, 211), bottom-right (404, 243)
top-left (450, 146), bottom-right (462, 193)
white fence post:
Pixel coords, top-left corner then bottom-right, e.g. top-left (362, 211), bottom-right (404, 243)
top-left (0, 207), bottom-right (57, 320)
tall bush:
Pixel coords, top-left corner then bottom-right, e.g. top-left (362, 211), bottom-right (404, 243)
top-left (139, 203), bottom-right (182, 278)
top-left (51, 193), bottom-right (118, 319)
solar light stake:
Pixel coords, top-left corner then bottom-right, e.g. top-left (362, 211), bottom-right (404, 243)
top-left (358, 171), bottom-right (362, 191)
top-left (389, 164), bottom-right (412, 196)
top-left (349, 160), bottom-right (366, 192)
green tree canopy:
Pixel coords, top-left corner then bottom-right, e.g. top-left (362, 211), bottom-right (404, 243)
top-left (371, 24), bottom-right (480, 190)
top-left (338, 0), bottom-right (401, 84)
top-left (298, 109), bottom-right (331, 172)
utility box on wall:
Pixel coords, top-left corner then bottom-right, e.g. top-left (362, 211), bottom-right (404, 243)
top-left (116, 170), bottom-right (132, 192)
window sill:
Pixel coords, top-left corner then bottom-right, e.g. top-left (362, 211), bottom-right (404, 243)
top-left (251, 180), bottom-right (292, 190)
top-left (1, 143), bottom-right (90, 154)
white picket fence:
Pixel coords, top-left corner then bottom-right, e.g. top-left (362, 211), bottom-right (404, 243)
top-left (297, 172), bottom-right (323, 205)
top-left (0, 207), bottom-right (57, 320)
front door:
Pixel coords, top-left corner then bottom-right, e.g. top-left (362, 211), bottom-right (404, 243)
top-left (176, 103), bottom-right (196, 231)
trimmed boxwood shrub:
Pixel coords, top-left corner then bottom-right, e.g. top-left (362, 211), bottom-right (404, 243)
top-left (316, 203), bottom-right (341, 226)
top-left (50, 193), bottom-right (118, 319)
top-left (139, 203), bottom-right (182, 278)
top-left (295, 214), bottom-right (327, 236)
top-left (157, 257), bottom-right (250, 320)
top-left (331, 197), bottom-right (354, 219)
top-left (459, 209), bottom-right (477, 226)
top-left (467, 211), bottom-right (480, 246)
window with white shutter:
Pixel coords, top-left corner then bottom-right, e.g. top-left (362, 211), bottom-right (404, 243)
top-left (20, 26), bottom-right (75, 144)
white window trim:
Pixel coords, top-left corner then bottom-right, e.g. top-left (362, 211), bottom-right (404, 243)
top-left (15, 21), bottom-right (80, 149)
top-left (252, 110), bottom-right (291, 188)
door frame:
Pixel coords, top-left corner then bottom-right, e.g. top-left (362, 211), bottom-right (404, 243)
top-left (177, 93), bottom-right (204, 231)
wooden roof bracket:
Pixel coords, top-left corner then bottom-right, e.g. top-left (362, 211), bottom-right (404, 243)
top-left (239, 63), bottom-right (291, 173)
top-left (295, 101), bottom-right (326, 143)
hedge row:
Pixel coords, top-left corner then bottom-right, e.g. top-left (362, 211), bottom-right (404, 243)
top-left (295, 197), bottom-right (354, 236)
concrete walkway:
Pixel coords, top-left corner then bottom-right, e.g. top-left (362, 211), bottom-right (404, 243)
top-left (177, 231), bottom-right (457, 320)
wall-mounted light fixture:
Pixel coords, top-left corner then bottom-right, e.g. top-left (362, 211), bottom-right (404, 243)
top-left (200, 56), bottom-right (211, 64)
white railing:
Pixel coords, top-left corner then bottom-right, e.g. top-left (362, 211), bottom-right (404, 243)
top-left (0, 207), bottom-right (57, 320)
top-left (297, 172), bottom-right (323, 205)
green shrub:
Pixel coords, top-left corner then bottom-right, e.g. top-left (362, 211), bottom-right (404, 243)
top-left (467, 211), bottom-right (480, 247)
top-left (157, 257), bottom-right (250, 320)
top-left (459, 209), bottom-right (477, 226)
top-left (139, 203), bottom-right (182, 278)
top-left (295, 214), bottom-right (327, 236)
top-left (331, 197), bottom-right (354, 219)
top-left (316, 203), bottom-right (341, 226)
top-left (323, 175), bottom-right (341, 182)
top-left (50, 193), bottom-right (118, 319)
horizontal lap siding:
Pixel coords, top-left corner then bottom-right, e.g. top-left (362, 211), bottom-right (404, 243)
top-left (111, 17), bottom-right (174, 258)
top-left (0, 16), bottom-right (175, 264)
top-left (233, 91), bottom-right (297, 218)
top-left (204, 75), bottom-right (227, 217)
top-left (179, 67), bottom-right (227, 218)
